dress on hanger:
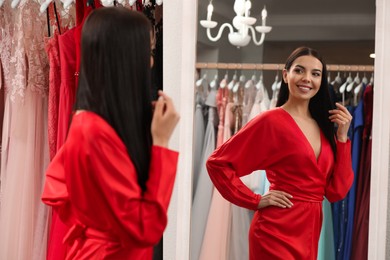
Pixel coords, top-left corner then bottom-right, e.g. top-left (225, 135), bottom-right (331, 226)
top-left (207, 108), bottom-right (354, 260)
top-left (45, 0), bottom-right (75, 161)
top-left (42, 111), bottom-right (178, 259)
top-left (242, 80), bottom-right (257, 125)
top-left (216, 82), bottom-right (229, 147)
top-left (318, 198), bottom-right (335, 260)
top-left (48, 28), bottom-right (78, 260)
top-left (0, 1), bottom-right (50, 259)
top-left (199, 93), bottom-right (233, 260)
top-left (229, 85), bottom-right (270, 260)
top-left (332, 106), bottom-right (355, 260)
top-left (192, 92), bottom-right (206, 196)
top-left (0, 6), bottom-right (6, 179)
top-left (190, 90), bottom-right (217, 260)
top-left (351, 84), bottom-right (373, 260)
top-left (45, 33), bottom-right (61, 161)
top-left (342, 86), bottom-right (365, 260)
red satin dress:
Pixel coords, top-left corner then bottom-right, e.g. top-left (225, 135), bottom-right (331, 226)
top-left (206, 108), bottom-right (354, 260)
top-left (42, 111), bottom-right (178, 259)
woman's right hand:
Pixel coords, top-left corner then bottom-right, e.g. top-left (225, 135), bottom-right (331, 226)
top-left (151, 91), bottom-right (180, 148)
top-left (257, 190), bottom-right (294, 209)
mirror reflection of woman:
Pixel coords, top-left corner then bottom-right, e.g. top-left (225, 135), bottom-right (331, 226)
top-left (207, 47), bottom-right (354, 260)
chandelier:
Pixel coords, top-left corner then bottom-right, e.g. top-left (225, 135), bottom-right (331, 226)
top-left (200, 0), bottom-right (272, 47)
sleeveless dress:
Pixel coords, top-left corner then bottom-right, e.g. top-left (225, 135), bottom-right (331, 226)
top-left (0, 1), bottom-right (50, 259)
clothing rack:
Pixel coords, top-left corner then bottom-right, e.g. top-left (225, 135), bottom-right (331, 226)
top-left (195, 62), bottom-right (374, 72)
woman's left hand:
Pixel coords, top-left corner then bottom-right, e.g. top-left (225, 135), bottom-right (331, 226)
top-left (328, 102), bottom-right (353, 142)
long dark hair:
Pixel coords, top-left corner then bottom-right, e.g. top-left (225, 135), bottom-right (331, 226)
top-left (276, 47), bottom-right (337, 158)
top-left (75, 7), bottom-right (153, 191)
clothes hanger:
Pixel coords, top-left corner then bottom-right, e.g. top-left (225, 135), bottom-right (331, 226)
top-left (233, 74), bottom-right (245, 93)
top-left (331, 72), bottom-right (342, 85)
top-left (256, 73), bottom-right (264, 90)
top-left (339, 72), bottom-right (352, 105)
top-left (354, 73), bottom-right (364, 95)
top-left (209, 74), bottom-right (218, 89)
top-left (255, 73), bottom-right (265, 103)
top-left (362, 73), bottom-right (369, 85)
top-left (61, 0), bottom-right (74, 9)
top-left (11, 0), bottom-right (22, 8)
top-left (101, 0), bottom-right (115, 6)
top-left (40, 0), bottom-right (54, 13)
top-left (369, 73), bottom-right (374, 84)
top-left (195, 73), bottom-right (207, 87)
top-left (87, 0), bottom-right (96, 8)
top-left (339, 72), bottom-right (353, 94)
top-left (245, 71), bottom-right (256, 89)
top-left (219, 72), bottom-right (228, 89)
top-left (271, 72), bottom-right (279, 99)
top-left (228, 71), bottom-right (238, 90)
top-left (347, 72), bottom-right (360, 92)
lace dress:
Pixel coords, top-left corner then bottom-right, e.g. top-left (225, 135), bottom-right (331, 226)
top-left (0, 1), bottom-right (50, 259)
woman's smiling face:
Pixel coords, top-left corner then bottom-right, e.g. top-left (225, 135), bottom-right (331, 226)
top-left (282, 55), bottom-right (323, 102)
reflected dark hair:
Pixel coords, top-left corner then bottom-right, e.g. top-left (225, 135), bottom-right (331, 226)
top-left (276, 47), bottom-right (336, 158)
top-left (75, 7), bottom-right (153, 191)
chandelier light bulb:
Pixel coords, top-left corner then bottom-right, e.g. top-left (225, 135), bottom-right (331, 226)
top-left (245, 0), bottom-right (251, 17)
top-left (262, 6), bottom-right (267, 25)
top-left (207, 3), bottom-right (214, 21)
top-left (233, 0), bottom-right (246, 16)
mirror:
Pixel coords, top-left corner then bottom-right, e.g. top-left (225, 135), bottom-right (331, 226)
top-left (190, 0), bottom-right (375, 260)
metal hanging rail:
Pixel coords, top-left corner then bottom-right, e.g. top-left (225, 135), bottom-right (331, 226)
top-left (195, 62), bottom-right (374, 72)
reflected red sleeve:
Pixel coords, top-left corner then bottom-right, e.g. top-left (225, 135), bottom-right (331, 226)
top-left (206, 112), bottom-right (281, 210)
top-left (325, 140), bottom-right (354, 202)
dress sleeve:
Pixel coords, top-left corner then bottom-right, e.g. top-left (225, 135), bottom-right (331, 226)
top-left (89, 132), bottom-right (179, 247)
top-left (41, 147), bottom-right (74, 226)
top-left (325, 139), bottom-right (354, 202)
top-left (206, 112), bottom-right (280, 210)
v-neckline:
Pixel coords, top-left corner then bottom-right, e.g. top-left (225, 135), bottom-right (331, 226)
top-left (279, 107), bottom-right (323, 163)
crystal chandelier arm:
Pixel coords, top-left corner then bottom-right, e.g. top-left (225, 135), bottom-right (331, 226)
top-left (206, 23), bottom-right (234, 42)
top-left (248, 26), bottom-right (266, 46)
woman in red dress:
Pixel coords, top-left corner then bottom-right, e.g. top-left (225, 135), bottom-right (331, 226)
top-left (42, 8), bottom-right (180, 259)
top-left (206, 47), bottom-right (354, 260)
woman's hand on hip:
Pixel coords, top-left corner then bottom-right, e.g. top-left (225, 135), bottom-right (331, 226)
top-left (151, 91), bottom-right (180, 148)
top-left (258, 190), bottom-right (293, 209)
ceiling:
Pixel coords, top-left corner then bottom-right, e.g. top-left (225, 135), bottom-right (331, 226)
top-left (197, 0), bottom-right (376, 42)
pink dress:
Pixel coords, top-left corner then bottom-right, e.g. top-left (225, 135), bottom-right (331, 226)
top-left (199, 98), bottom-right (234, 260)
top-left (0, 1), bottom-right (50, 259)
